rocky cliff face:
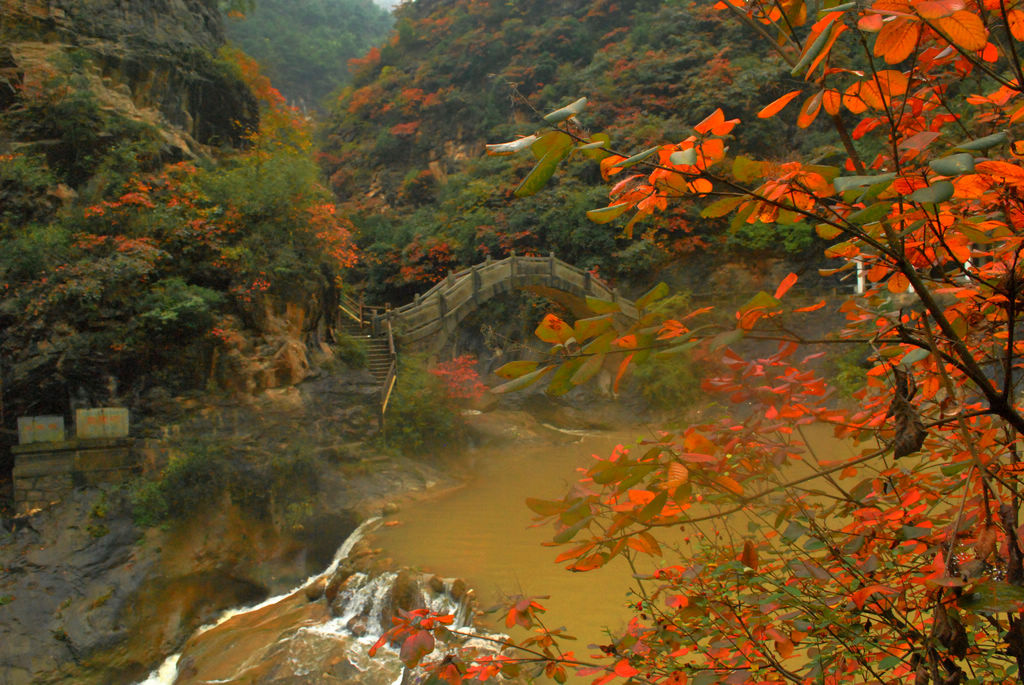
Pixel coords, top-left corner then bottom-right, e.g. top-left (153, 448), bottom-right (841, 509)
top-left (0, 0), bottom-right (257, 159)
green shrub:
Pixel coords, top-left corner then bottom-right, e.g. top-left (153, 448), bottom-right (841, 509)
top-left (334, 333), bottom-right (368, 369)
top-left (131, 449), bottom-right (224, 526)
top-left (827, 343), bottom-right (871, 398)
top-left (633, 353), bottom-right (703, 412)
top-left (383, 355), bottom-right (463, 455)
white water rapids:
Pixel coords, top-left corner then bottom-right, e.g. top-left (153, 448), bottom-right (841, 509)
top-left (136, 516), bottom-right (385, 685)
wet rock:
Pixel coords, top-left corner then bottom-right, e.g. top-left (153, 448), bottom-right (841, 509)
top-left (428, 575), bottom-right (445, 593)
top-left (346, 615), bottom-right (368, 637)
top-left (305, 577), bottom-right (327, 602)
top-left (450, 578), bottom-right (468, 602)
top-left (383, 570), bottom-right (424, 627)
top-left (381, 502), bottom-right (400, 515)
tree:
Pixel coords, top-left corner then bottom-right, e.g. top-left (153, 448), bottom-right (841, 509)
top-left (370, 0), bottom-right (1024, 683)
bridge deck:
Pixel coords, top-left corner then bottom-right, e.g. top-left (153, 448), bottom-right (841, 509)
top-left (380, 254), bottom-right (638, 352)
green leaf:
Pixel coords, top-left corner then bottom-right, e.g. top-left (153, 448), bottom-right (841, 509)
top-left (586, 203), bottom-right (632, 224)
top-left (574, 315), bottom-right (614, 341)
top-left (815, 223), bottom-right (843, 239)
top-left (553, 516), bottom-right (592, 544)
top-left (613, 146), bottom-right (660, 170)
top-left (701, 195), bottom-right (745, 218)
top-left (525, 497), bottom-right (565, 516)
top-left (955, 131), bottom-right (1008, 152)
top-left (636, 490), bottom-right (669, 524)
top-left (901, 524), bottom-right (931, 540)
top-left (592, 462), bottom-right (632, 485)
top-left (494, 360), bottom-right (540, 379)
top-left (833, 172), bottom-right (896, 193)
top-left (670, 148), bottom-right (697, 166)
top-left (929, 153), bottom-right (975, 176)
top-left (732, 155), bottom-right (764, 182)
top-left (485, 135), bottom-right (539, 156)
top-left (709, 329), bottom-right (744, 350)
top-left (740, 290), bottom-right (781, 312)
top-left (543, 96), bottom-right (588, 124)
top-left (902, 347), bottom-right (930, 365)
top-left (635, 282), bottom-right (670, 310)
top-left (907, 180), bottom-right (954, 204)
top-left (491, 365), bottom-right (554, 394)
top-left (515, 144), bottom-right (571, 197)
top-left (791, 22), bottom-right (834, 76)
top-left (959, 581), bottom-right (1024, 614)
top-left (547, 358), bottom-right (586, 396)
top-left (782, 520), bottom-right (808, 541)
top-left (578, 133), bottom-right (611, 160)
top-left (531, 131), bottom-right (573, 159)
top-left (616, 463), bottom-right (659, 491)
top-left (654, 338), bottom-right (700, 357)
top-left (586, 296), bottom-right (621, 314)
top-left (571, 353), bottom-right (606, 386)
top-left (583, 330), bottom-right (617, 355)
top-left (847, 201), bottom-right (891, 225)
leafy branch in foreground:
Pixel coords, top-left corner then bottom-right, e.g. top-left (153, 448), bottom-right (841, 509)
top-left (373, 0), bottom-right (1024, 682)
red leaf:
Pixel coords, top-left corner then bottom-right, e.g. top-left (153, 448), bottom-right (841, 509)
top-left (757, 90), bottom-right (802, 119)
top-left (773, 272), bottom-right (798, 299)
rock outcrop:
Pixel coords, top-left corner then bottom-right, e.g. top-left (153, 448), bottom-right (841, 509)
top-left (0, 0), bottom-right (257, 160)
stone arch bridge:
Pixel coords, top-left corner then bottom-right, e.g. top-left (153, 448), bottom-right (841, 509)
top-left (377, 253), bottom-right (638, 355)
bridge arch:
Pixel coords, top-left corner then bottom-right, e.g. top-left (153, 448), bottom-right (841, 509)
top-left (381, 254), bottom-right (638, 355)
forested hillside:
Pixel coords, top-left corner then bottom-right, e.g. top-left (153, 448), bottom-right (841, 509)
top-left (225, 0), bottom-right (393, 108)
top-left (0, 2), bottom-right (356, 437)
top-left (320, 0), bottom-right (833, 305)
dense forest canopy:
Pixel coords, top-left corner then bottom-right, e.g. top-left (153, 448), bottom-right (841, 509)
top-left (319, 0), bottom-right (834, 307)
top-left (225, 0), bottom-right (394, 109)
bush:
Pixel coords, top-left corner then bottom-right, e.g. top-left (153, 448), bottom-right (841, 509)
top-left (383, 355), bottom-right (463, 455)
top-left (131, 449), bottom-right (224, 526)
top-left (632, 353), bottom-right (703, 412)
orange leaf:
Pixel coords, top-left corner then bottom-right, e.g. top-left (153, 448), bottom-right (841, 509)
top-left (916, 0), bottom-right (965, 19)
top-left (694, 108), bottom-right (725, 135)
top-left (843, 83), bottom-right (869, 114)
top-left (1008, 8), bottom-right (1024, 41)
top-left (875, 69), bottom-right (909, 98)
top-left (822, 88), bottom-right (842, 115)
top-left (689, 178), bottom-right (713, 194)
top-left (874, 18), bottom-right (921, 64)
top-left (614, 353), bottom-right (634, 394)
top-left (797, 91), bottom-right (823, 128)
top-left (774, 272), bottom-right (799, 299)
top-left (740, 539), bottom-right (759, 570)
top-left (807, 24), bottom-right (848, 77)
top-left (627, 531), bottom-right (662, 556)
top-left (887, 271), bottom-right (910, 293)
top-left (858, 13), bottom-right (885, 31)
top-left (934, 10), bottom-right (988, 51)
top-left (684, 432), bottom-right (717, 454)
top-left (757, 90), bottom-right (803, 119)
top-left (715, 475), bottom-right (745, 495)
top-left (794, 299), bottom-right (827, 313)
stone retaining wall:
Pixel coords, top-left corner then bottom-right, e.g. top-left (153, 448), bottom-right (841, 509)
top-left (11, 438), bottom-right (137, 514)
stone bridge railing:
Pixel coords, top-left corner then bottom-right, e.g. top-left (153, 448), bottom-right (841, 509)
top-left (378, 253), bottom-right (638, 353)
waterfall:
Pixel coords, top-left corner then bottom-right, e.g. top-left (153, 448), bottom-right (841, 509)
top-left (134, 516), bottom-right (382, 685)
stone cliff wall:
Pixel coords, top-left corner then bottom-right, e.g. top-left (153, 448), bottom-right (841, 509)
top-left (0, 0), bottom-right (257, 156)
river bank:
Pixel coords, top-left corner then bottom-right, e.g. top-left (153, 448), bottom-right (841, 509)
top-left (0, 371), bottom-right (638, 684)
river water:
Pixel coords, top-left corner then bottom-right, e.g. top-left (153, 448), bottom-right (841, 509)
top-left (136, 419), bottom-right (857, 684)
top-left (369, 426), bottom-right (646, 648)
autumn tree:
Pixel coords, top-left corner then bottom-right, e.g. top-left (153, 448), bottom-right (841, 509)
top-left (367, 0), bottom-right (1024, 683)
